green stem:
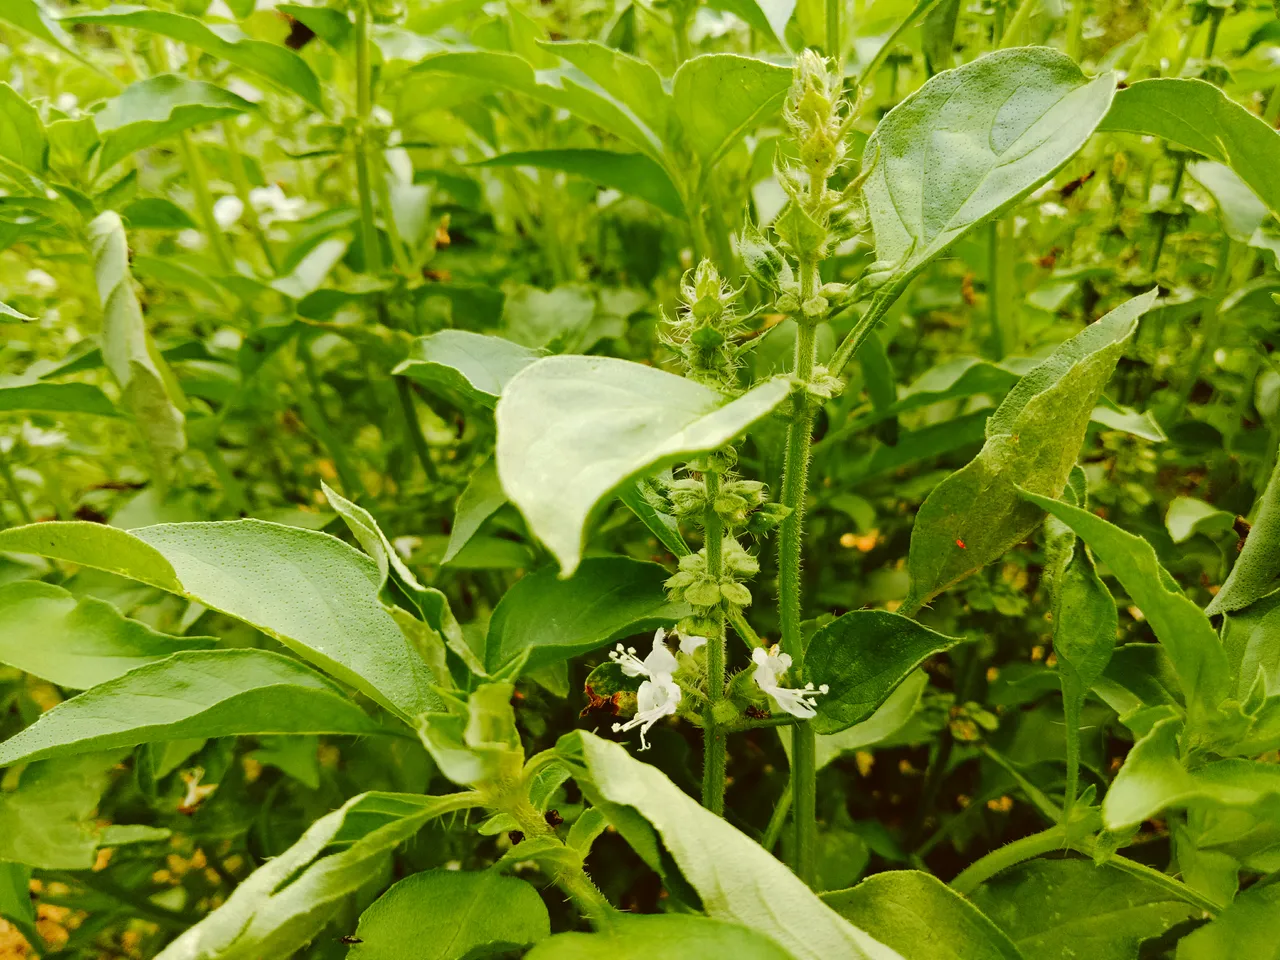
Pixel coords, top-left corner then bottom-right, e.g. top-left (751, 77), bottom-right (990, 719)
top-left (997, 0), bottom-right (1033, 47)
top-left (826, 0), bottom-right (840, 58)
top-left (762, 782), bottom-right (793, 852)
top-left (222, 120), bottom-right (279, 275)
top-left (203, 444), bottom-right (250, 514)
top-left (792, 722), bottom-right (817, 883)
top-left (1147, 155), bottom-right (1186, 276)
top-left (702, 470), bottom-right (729, 814)
top-left (354, 1), bottom-right (383, 276)
top-left (1066, 0), bottom-right (1086, 62)
top-left (1172, 236), bottom-right (1237, 420)
top-left (291, 343), bottom-right (365, 497)
top-left (505, 797), bottom-right (615, 922)
top-left (397, 378), bottom-right (440, 485)
top-left (0, 447), bottom-right (34, 526)
top-left (950, 825), bottom-right (1067, 893)
top-left (179, 131), bottom-right (234, 273)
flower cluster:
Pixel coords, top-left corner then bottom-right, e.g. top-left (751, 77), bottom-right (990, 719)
top-left (660, 260), bottom-right (755, 387)
top-left (609, 628), bottom-right (706, 750)
top-left (751, 644), bottom-right (828, 719)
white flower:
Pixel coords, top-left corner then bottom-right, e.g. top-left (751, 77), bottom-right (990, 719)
top-left (213, 195), bottom-right (244, 229)
top-left (678, 631), bottom-right (708, 655)
top-left (249, 185), bottom-right (307, 225)
top-left (177, 229), bottom-right (205, 251)
top-left (612, 676), bottom-right (681, 751)
top-left (55, 92), bottom-right (78, 114)
top-left (610, 629), bottom-right (678, 680)
top-left (25, 269), bottom-right (55, 294)
top-left (751, 644), bottom-right (828, 719)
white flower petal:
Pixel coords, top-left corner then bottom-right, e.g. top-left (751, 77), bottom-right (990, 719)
top-left (613, 678), bottom-right (682, 750)
top-left (678, 631), bottom-right (708, 655)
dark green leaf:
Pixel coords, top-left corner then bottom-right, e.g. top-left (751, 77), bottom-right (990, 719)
top-left (1207, 451), bottom-right (1280, 616)
top-left (477, 149), bottom-right (684, 218)
top-left (120, 197), bottom-right (198, 230)
top-left (805, 611), bottom-right (961, 734)
top-left (526, 914), bottom-right (795, 960)
top-left (0, 382), bottom-right (120, 417)
top-left (1177, 876), bottom-right (1280, 959)
top-left (0, 82), bottom-right (46, 173)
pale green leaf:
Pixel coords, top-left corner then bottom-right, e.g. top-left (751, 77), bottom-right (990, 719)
top-left (1101, 78), bottom-right (1280, 216)
top-left (0, 580), bottom-right (215, 689)
top-left (1023, 492), bottom-right (1233, 726)
top-left (672, 53), bottom-right (791, 169)
top-left (0, 83), bottom-right (46, 173)
top-left (0, 520), bottom-right (439, 718)
top-left (823, 870), bottom-right (1021, 960)
top-left (476, 149), bottom-right (684, 217)
top-left (349, 869), bottom-right (550, 959)
top-left (0, 649), bottom-right (383, 767)
top-left (864, 48), bottom-right (1115, 290)
top-left (94, 75), bottom-right (254, 171)
top-left (156, 792), bottom-right (478, 960)
top-left (60, 6), bottom-right (324, 110)
top-left (526, 914), bottom-right (795, 959)
top-left (0, 0), bottom-right (80, 57)
top-left (904, 290), bottom-right (1155, 609)
top-left (0, 382), bottom-right (120, 417)
top-left (443, 459), bottom-right (506, 565)
top-left (1166, 497), bottom-right (1235, 545)
top-left (393, 330), bottom-right (541, 409)
top-left (496, 356), bottom-right (790, 574)
top-left (486, 557), bottom-right (686, 674)
top-left (539, 40), bottom-right (671, 148)
top-left (1177, 877), bottom-right (1280, 960)
top-left (0, 752), bottom-right (128, 869)
top-left (969, 859), bottom-right (1198, 960)
top-left (805, 611), bottom-right (960, 735)
top-left (0, 299), bottom-right (35, 322)
top-left (1207, 451), bottom-right (1280, 616)
top-left (1188, 160), bottom-right (1270, 242)
top-left (558, 730), bottom-right (904, 960)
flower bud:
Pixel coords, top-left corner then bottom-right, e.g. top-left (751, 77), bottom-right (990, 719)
top-left (739, 221), bottom-right (789, 290)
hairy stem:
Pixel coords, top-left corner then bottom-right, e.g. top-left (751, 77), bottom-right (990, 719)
top-left (505, 796), bottom-right (614, 922)
top-left (950, 825), bottom-right (1067, 893)
top-left (702, 470), bottom-right (729, 814)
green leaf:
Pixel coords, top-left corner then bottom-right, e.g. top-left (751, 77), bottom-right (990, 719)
top-left (1207, 452), bottom-right (1280, 616)
top-left (540, 40), bottom-right (671, 149)
top-left (799, 670), bottom-right (937, 771)
top-left (620, 478), bottom-right (691, 558)
top-left (348, 869), bottom-right (550, 959)
top-left (805, 611), bottom-right (961, 735)
top-left (863, 48), bottom-right (1115, 291)
top-left (0, 649), bottom-right (383, 768)
top-left (0, 751), bottom-right (128, 869)
top-left (672, 53), bottom-right (791, 170)
top-left (558, 730), bottom-right (903, 960)
top-left (277, 3), bottom-right (351, 50)
top-left (1100, 78), bottom-right (1280, 216)
top-left (155, 792), bottom-right (478, 960)
top-left (1177, 877), bottom-right (1280, 960)
top-left (0, 520), bottom-right (440, 719)
top-left (0, 299), bottom-right (35, 323)
top-left (412, 50), bottom-right (663, 159)
top-left (477, 149), bottom-right (684, 218)
top-left (1188, 161), bottom-right (1270, 243)
top-left (443, 459), bottom-right (507, 565)
top-left (0, 82), bottom-right (46, 174)
top-left (969, 859), bottom-right (1199, 960)
top-left (0, 580), bottom-right (215, 689)
top-left (904, 290), bottom-right (1155, 609)
top-left (88, 211), bottom-right (187, 477)
top-left (0, 382), bottom-right (120, 417)
top-left (486, 557), bottom-right (687, 674)
top-left (60, 6), bottom-right (324, 110)
top-left (526, 914), bottom-right (796, 960)
top-left (496, 356), bottom-right (790, 574)
top-left (1166, 496), bottom-right (1236, 545)
top-left (119, 196), bottom-right (198, 230)
top-left (0, 0), bottom-right (80, 57)
top-left (0, 860), bottom-right (37, 949)
top-left (393, 330), bottom-right (541, 409)
top-left (1104, 717), bottom-right (1280, 830)
top-left (94, 75), bottom-right (254, 171)
top-left (1022, 492), bottom-right (1233, 726)
top-left (823, 870), bottom-right (1021, 960)
top-left (710, 0), bottom-right (796, 47)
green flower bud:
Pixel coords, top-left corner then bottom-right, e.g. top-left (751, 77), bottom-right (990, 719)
top-left (661, 260), bottom-right (749, 385)
top-left (738, 220), bottom-right (789, 290)
top-left (720, 579), bottom-right (753, 606)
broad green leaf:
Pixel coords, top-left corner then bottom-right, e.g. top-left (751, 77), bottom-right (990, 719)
top-left (904, 290), bottom-right (1155, 609)
top-left (1188, 161), bottom-right (1269, 243)
top-left (277, 3), bottom-right (351, 50)
top-left (1104, 717), bottom-right (1280, 830)
top-left (393, 330), bottom-right (541, 409)
top-left (270, 237), bottom-right (349, 299)
top-left (969, 859), bottom-right (1199, 960)
top-left (0, 751), bottom-right (128, 869)
top-left (0, 860), bottom-right (37, 948)
top-left (672, 54), bottom-right (791, 170)
top-left (120, 197), bottom-right (198, 230)
top-left (863, 48), bottom-right (1115, 292)
top-left (1166, 496), bottom-right (1235, 544)
top-left (710, 0), bottom-right (796, 47)
top-left (348, 869), bottom-right (550, 959)
top-left (0, 580), bottom-right (215, 689)
top-left (0, 83), bottom-right (46, 174)
top-left (477, 149), bottom-right (684, 218)
top-left (1223, 590), bottom-right (1280, 700)
top-left (443, 459), bottom-right (506, 565)
top-left (485, 557), bottom-right (686, 674)
top-left (799, 670), bottom-right (936, 771)
top-left (526, 914), bottom-right (795, 960)
top-left (558, 730), bottom-right (904, 960)
top-left (496, 356), bottom-right (790, 574)
top-left (0, 0), bottom-right (80, 57)
top-left (804, 611), bottom-right (960, 735)
top-left (1207, 452), bottom-right (1280, 616)
top-left (0, 520), bottom-right (439, 718)
top-left (823, 870), bottom-right (1021, 960)
top-left (922, 0), bottom-right (961, 72)
top-left (1100, 78), bottom-right (1280, 215)
top-left (88, 211), bottom-right (186, 477)
top-left (156, 792), bottom-right (478, 960)
top-left (883, 356), bottom-right (1021, 419)
top-left (412, 50), bottom-right (663, 159)
top-left (540, 40), bottom-right (671, 148)
top-left (1177, 877), bottom-right (1280, 960)
top-left (0, 649), bottom-right (383, 767)
top-left (94, 75), bottom-right (254, 171)
top-left (0, 382), bottom-right (119, 417)
top-left (1023, 492), bottom-right (1233, 725)
top-left (60, 6), bottom-right (324, 110)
